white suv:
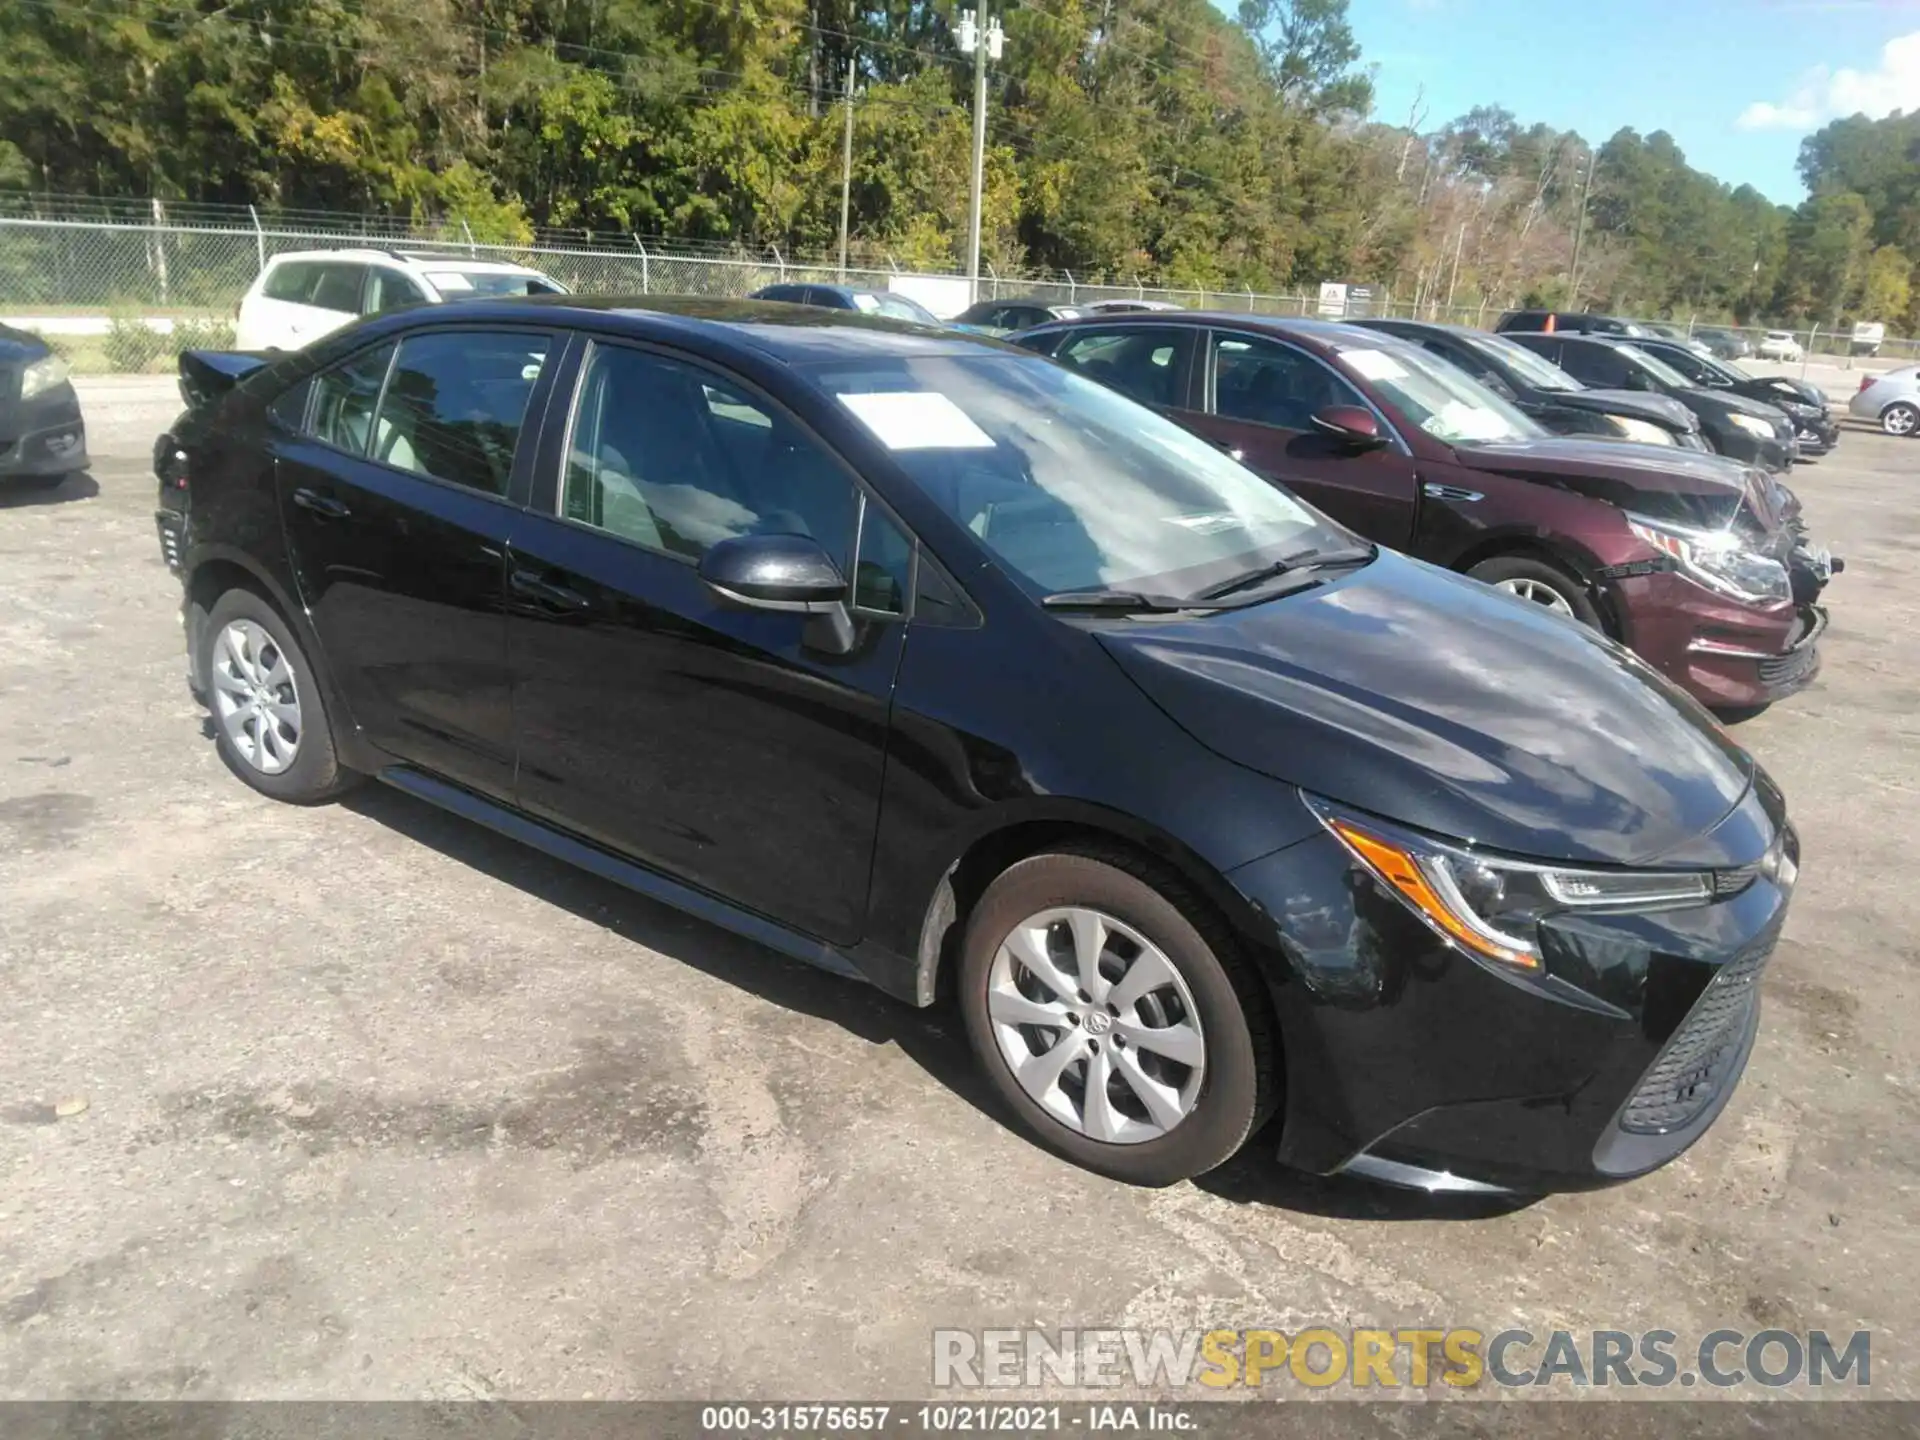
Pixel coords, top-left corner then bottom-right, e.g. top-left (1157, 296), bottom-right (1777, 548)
top-left (1756, 330), bottom-right (1804, 362)
top-left (235, 248), bottom-right (568, 351)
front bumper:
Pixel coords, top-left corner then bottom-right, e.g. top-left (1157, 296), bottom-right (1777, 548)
top-left (1790, 415), bottom-right (1840, 454)
top-left (1228, 790), bottom-right (1795, 1194)
top-left (0, 384), bottom-right (88, 477)
top-left (1716, 428), bottom-right (1792, 473)
top-left (1609, 561), bottom-right (1827, 710)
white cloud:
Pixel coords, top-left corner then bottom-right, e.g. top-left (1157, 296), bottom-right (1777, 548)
top-left (1738, 30), bottom-right (1920, 130)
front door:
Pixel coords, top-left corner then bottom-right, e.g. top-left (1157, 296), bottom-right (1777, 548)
top-left (1183, 331), bottom-right (1418, 549)
top-left (275, 326), bottom-right (557, 797)
top-left (505, 338), bottom-right (913, 945)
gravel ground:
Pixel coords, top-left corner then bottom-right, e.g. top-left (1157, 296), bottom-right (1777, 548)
top-left (0, 379), bottom-right (1914, 1406)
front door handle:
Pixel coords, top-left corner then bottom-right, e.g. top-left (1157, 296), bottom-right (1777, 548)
top-left (510, 568), bottom-right (592, 612)
top-left (291, 487), bottom-right (351, 519)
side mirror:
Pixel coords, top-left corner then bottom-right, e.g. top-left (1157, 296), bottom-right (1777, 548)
top-left (698, 534), bottom-right (855, 652)
top-left (1310, 405), bottom-right (1388, 450)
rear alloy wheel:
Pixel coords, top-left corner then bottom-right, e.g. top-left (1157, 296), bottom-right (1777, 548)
top-left (1468, 555), bottom-right (1603, 629)
top-left (959, 850), bottom-right (1276, 1186)
top-left (1882, 401), bottom-right (1919, 438)
top-left (202, 589), bottom-right (359, 804)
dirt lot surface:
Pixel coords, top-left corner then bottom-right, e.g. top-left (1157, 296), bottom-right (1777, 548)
top-left (1, 379), bottom-right (1915, 1405)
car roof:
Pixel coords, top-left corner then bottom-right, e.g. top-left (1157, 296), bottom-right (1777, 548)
top-left (265, 248), bottom-right (547, 277)
top-left (348, 294), bottom-right (1002, 363)
top-left (1026, 311), bottom-right (1408, 353)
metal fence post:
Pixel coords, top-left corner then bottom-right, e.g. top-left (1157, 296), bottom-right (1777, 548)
top-left (1804, 323), bottom-right (1818, 380)
top-left (772, 245), bottom-right (786, 281)
top-left (1245, 284), bottom-right (1254, 313)
top-left (1065, 270), bottom-right (1076, 304)
top-left (632, 235), bottom-right (649, 294)
top-left (985, 261), bottom-right (997, 300)
top-left (461, 219), bottom-right (477, 258)
top-left (247, 204), bottom-right (265, 273)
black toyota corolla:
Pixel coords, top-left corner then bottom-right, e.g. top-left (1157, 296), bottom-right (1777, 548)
top-left (152, 298), bottom-right (1798, 1195)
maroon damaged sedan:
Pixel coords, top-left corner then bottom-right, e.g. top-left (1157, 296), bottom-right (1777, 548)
top-left (1017, 315), bottom-right (1837, 715)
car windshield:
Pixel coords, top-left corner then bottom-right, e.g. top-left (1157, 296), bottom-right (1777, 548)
top-left (1616, 345), bottom-right (1693, 388)
top-left (1465, 333), bottom-right (1581, 392)
top-left (806, 354), bottom-right (1353, 599)
top-left (426, 270), bottom-right (567, 297)
top-left (856, 293), bottom-right (939, 324)
top-left (1335, 342), bottom-right (1544, 444)
top-left (1669, 347), bottom-right (1743, 384)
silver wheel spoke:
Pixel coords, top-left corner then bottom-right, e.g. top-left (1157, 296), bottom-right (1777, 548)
top-left (259, 652), bottom-right (291, 690)
top-left (988, 986), bottom-right (1071, 1030)
top-left (211, 667), bottom-right (250, 701)
top-left (1116, 1018), bottom-right (1204, 1068)
top-left (1081, 1045), bottom-right (1124, 1142)
top-left (1068, 910), bottom-right (1108, 1001)
top-left (1107, 946), bottom-right (1178, 1014)
top-left (264, 697), bottom-right (300, 727)
top-left (222, 627), bottom-right (257, 684)
top-left (1016, 1028), bottom-right (1086, 1099)
top-left (1003, 924), bottom-right (1075, 1001)
top-left (1111, 1046), bottom-right (1188, 1131)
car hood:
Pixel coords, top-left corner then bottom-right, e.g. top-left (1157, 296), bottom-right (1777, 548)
top-left (1682, 385), bottom-right (1786, 421)
top-left (1096, 552), bottom-right (1757, 867)
top-left (1450, 436), bottom-right (1762, 528)
top-left (0, 322), bottom-right (52, 364)
top-left (1538, 387), bottom-right (1694, 429)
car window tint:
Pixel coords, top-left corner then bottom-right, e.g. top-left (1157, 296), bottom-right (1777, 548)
top-left (1556, 342), bottom-right (1624, 387)
top-left (268, 378), bottom-right (312, 431)
top-left (307, 343), bottom-right (395, 455)
top-left (262, 261), bottom-right (317, 303)
top-left (1213, 334), bottom-right (1363, 429)
top-left (561, 342), bottom-right (855, 568)
top-left (365, 268), bottom-right (427, 313)
top-left (309, 263), bottom-right (366, 314)
top-left (853, 497), bottom-right (912, 615)
top-left (1054, 329), bottom-right (1184, 408)
top-left (371, 331), bottom-right (548, 494)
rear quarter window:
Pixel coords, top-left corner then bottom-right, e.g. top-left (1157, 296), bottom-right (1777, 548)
top-left (261, 262), bottom-right (318, 303)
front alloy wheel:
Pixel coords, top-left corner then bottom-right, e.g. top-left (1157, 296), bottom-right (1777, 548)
top-left (1882, 402), bottom-right (1918, 437)
top-left (1493, 576), bottom-right (1575, 618)
top-left (986, 907), bottom-right (1206, 1144)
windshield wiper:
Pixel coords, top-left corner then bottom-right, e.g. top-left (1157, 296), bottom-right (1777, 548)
top-left (1041, 590), bottom-right (1220, 613)
top-left (1190, 545), bottom-right (1376, 602)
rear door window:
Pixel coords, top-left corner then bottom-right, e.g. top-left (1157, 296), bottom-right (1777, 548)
top-left (307, 343), bottom-right (397, 456)
top-left (1557, 342), bottom-right (1629, 388)
top-left (365, 267), bottom-right (428, 314)
top-left (309, 263), bottom-right (369, 315)
top-left (262, 261), bottom-right (318, 303)
top-left (1052, 328), bottom-right (1191, 409)
top-left (369, 331), bottom-right (550, 495)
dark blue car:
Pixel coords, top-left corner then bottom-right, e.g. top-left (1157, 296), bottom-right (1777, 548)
top-left (749, 282), bottom-right (940, 326)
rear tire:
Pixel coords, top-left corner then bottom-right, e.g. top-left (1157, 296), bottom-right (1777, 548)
top-left (1881, 401), bottom-right (1919, 437)
top-left (958, 849), bottom-right (1277, 1186)
top-left (1467, 554), bottom-right (1603, 629)
top-left (201, 588), bottom-right (359, 804)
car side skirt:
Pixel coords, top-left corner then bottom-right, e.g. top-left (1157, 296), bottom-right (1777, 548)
top-left (376, 765), bottom-right (898, 994)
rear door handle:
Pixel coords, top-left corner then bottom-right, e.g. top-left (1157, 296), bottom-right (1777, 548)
top-left (510, 568), bottom-right (592, 612)
top-left (291, 487), bottom-right (351, 519)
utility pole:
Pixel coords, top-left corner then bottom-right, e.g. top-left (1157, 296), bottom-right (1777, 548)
top-left (1445, 222), bottom-right (1467, 312)
top-left (838, 55), bottom-right (856, 280)
top-left (958, 7), bottom-right (1004, 302)
top-left (1568, 145), bottom-right (1598, 306)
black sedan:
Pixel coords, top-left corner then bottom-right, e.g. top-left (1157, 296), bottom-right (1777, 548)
top-left (1628, 337), bottom-right (1840, 457)
top-left (1351, 318), bottom-right (1705, 449)
top-left (1505, 331), bottom-right (1796, 471)
top-left (152, 297), bottom-right (1798, 1195)
top-left (951, 298), bottom-right (1084, 336)
top-left (0, 322), bottom-right (87, 487)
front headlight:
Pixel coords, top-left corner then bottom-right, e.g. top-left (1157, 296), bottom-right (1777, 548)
top-left (1727, 412), bottom-right (1775, 439)
top-left (1610, 415), bottom-right (1676, 446)
top-left (1308, 798), bottom-right (1715, 973)
top-left (19, 354), bottom-right (69, 400)
top-left (1626, 513), bottom-right (1791, 605)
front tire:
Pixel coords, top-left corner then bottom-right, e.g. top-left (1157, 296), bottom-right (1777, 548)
top-left (1467, 554), bottom-right (1603, 628)
top-left (201, 588), bottom-right (359, 804)
top-left (1881, 401), bottom-right (1919, 437)
top-left (958, 849), bottom-right (1277, 1187)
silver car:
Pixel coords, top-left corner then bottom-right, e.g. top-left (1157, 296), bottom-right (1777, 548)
top-left (1849, 364), bottom-right (1920, 436)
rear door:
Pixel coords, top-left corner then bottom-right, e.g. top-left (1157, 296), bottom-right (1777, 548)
top-left (293, 262), bottom-right (368, 348)
top-left (1182, 330), bottom-right (1417, 548)
top-left (503, 336), bottom-right (912, 944)
top-left (275, 324), bottom-right (559, 796)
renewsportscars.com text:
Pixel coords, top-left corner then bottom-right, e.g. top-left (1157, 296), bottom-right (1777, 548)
top-left (931, 1327), bottom-right (1871, 1391)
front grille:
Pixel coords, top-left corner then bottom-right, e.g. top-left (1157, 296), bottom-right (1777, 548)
top-left (1760, 638), bottom-right (1819, 688)
top-left (1620, 936), bottom-right (1773, 1134)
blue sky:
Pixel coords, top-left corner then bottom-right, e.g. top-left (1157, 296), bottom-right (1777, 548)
top-left (1334, 0), bottom-right (1920, 205)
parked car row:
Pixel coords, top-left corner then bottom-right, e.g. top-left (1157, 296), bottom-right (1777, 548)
top-left (154, 290), bottom-right (1827, 1201)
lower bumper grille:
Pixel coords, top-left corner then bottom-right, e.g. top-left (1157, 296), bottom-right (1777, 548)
top-left (155, 513), bottom-right (184, 573)
top-left (1620, 936), bottom-right (1773, 1134)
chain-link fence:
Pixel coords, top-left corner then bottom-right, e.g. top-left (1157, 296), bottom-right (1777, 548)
top-left (4, 199), bottom-right (1913, 370)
